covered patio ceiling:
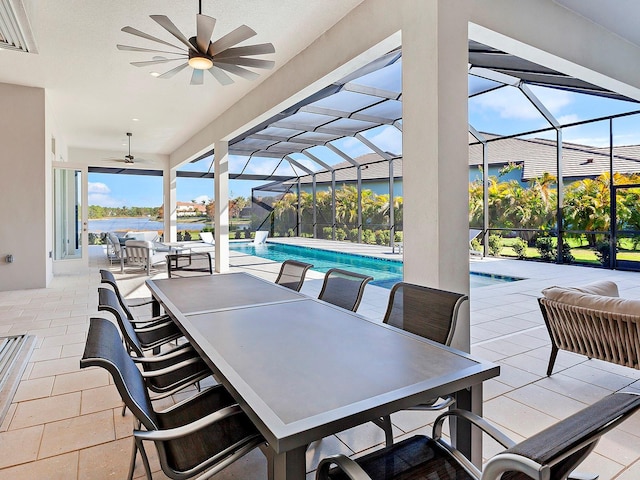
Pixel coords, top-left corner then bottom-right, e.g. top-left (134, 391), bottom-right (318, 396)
top-left (97, 39), bottom-right (638, 180)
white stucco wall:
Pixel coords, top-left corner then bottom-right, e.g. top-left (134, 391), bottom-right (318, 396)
top-left (0, 82), bottom-right (47, 290)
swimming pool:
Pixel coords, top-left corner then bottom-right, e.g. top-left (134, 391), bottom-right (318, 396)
top-left (229, 242), bottom-right (521, 289)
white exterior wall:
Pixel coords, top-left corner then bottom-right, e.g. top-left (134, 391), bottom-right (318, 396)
top-left (0, 83), bottom-right (48, 290)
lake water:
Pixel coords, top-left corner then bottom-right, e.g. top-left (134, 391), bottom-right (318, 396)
top-left (89, 218), bottom-right (209, 232)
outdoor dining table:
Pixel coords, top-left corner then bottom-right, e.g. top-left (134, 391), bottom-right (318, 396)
top-left (146, 272), bottom-right (499, 480)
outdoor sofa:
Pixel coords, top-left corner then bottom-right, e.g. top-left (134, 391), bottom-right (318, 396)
top-left (538, 280), bottom-right (640, 375)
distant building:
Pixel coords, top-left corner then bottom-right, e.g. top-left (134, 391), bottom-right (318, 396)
top-left (176, 201), bottom-right (206, 217)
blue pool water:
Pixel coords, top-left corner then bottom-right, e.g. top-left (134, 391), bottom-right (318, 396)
top-left (229, 242), bottom-right (521, 289)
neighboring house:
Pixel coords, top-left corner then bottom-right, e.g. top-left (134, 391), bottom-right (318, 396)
top-left (469, 134), bottom-right (640, 185)
top-left (176, 201), bottom-right (206, 217)
top-left (257, 137), bottom-right (640, 196)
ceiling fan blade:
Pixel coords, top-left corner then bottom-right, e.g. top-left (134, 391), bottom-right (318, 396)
top-left (214, 62), bottom-right (260, 81)
top-left (208, 66), bottom-right (234, 86)
top-left (117, 44), bottom-right (188, 56)
top-left (158, 62), bottom-right (190, 79)
top-left (208, 25), bottom-right (256, 56)
top-left (131, 58), bottom-right (185, 67)
top-left (190, 69), bottom-right (204, 85)
top-left (216, 57), bottom-right (275, 69)
top-left (196, 14), bottom-right (216, 53)
top-left (151, 15), bottom-right (196, 51)
top-left (212, 43), bottom-right (275, 60)
top-left (121, 26), bottom-right (184, 51)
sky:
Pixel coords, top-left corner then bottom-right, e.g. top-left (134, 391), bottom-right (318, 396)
top-left (88, 83), bottom-right (640, 208)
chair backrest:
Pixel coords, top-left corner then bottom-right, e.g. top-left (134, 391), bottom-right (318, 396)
top-left (254, 230), bottom-right (269, 245)
top-left (200, 231), bottom-right (214, 244)
top-left (275, 260), bottom-right (313, 292)
top-left (485, 392), bottom-right (640, 480)
top-left (107, 232), bottom-right (123, 257)
top-left (318, 268), bottom-right (373, 312)
top-left (383, 282), bottom-right (468, 346)
top-left (124, 239), bottom-right (152, 268)
top-left (125, 230), bottom-right (159, 242)
top-left (98, 287), bottom-right (144, 357)
top-left (166, 252), bottom-right (213, 278)
top-left (99, 269), bottom-right (135, 320)
top-left (81, 317), bottom-right (158, 430)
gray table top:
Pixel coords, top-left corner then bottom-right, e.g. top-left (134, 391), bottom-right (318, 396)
top-left (146, 272), bottom-right (305, 315)
top-left (175, 296), bottom-right (499, 453)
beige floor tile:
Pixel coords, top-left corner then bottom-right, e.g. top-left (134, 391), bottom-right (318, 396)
top-left (38, 410), bottom-right (115, 458)
top-left (29, 356), bottom-right (81, 379)
top-left (483, 395), bottom-right (557, 438)
top-left (81, 384), bottom-right (123, 415)
top-left (0, 404), bottom-right (16, 432)
top-left (52, 368), bottom-right (110, 396)
top-left (0, 451), bottom-right (78, 480)
top-left (12, 377), bottom-right (55, 403)
top-left (77, 437), bottom-right (133, 479)
top-left (61, 343), bottom-right (85, 358)
top-left (306, 435), bottom-right (354, 471)
top-left (40, 332), bottom-right (86, 348)
top-left (49, 315), bottom-right (87, 327)
top-left (10, 392), bottom-right (81, 430)
top-left (26, 326), bottom-right (68, 338)
top-left (0, 425), bottom-right (44, 468)
top-left (615, 458), bottom-right (640, 480)
top-left (29, 345), bottom-right (62, 362)
top-left (504, 383), bottom-right (587, 420)
top-left (113, 407), bottom-right (135, 440)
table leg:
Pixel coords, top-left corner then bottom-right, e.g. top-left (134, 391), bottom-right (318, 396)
top-left (151, 297), bottom-right (160, 318)
top-left (452, 383), bottom-right (483, 467)
top-left (269, 445), bottom-right (307, 480)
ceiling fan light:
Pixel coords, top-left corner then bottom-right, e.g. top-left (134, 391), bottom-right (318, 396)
top-left (188, 55), bottom-right (213, 70)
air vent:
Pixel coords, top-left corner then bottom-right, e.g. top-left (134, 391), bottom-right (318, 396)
top-left (0, 0), bottom-right (37, 53)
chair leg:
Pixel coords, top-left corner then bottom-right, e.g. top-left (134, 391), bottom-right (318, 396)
top-left (127, 437), bottom-right (138, 480)
top-left (135, 438), bottom-right (153, 480)
top-left (372, 415), bottom-right (394, 447)
top-left (547, 345), bottom-right (559, 376)
top-left (121, 403), bottom-right (127, 417)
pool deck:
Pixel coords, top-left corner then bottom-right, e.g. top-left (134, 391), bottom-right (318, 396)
top-left (2, 239), bottom-right (640, 479)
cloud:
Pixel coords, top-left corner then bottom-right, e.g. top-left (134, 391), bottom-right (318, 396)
top-left (472, 87), bottom-right (573, 121)
top-left (88, 182), bottom-right (111, 194)
top-left (558, 114), bottom-right (580, 125)
top-left (88, 193), bottom-right (123, 207)
top-left (191, 195), bottom-right (210, 204)
top-left (365, 127), bottom-right (402, 155)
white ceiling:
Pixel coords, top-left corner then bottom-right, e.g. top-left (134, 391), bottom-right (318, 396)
top-left (2, 1), bottom-right (639, 160)
top-left (553, 0), bottom-right (640, 49)
top-left (0, 0), bottom-right (364, 156)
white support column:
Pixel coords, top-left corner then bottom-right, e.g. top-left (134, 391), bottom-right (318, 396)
top-left (164, 167), bottom-right (177, 242)
top-left (402, 1), bottom-right (470, 352)
top-left (214, 141), bottom-right (230, 272)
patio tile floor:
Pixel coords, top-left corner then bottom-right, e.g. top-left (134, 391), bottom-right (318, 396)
top-left (0, 240), bottom-right (640, 479)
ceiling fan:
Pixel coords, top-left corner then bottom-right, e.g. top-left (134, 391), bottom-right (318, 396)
top-left (106, 132), bottom-right (145, 164)
top-left (117, 1), bottom-right (275, 85)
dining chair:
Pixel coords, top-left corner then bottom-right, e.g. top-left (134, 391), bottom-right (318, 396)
top-left (316, 391), bottom-right (640, 480)
top-left (81, 317), bottom-right (264, 480)
top-left (124, 239), bottom-right (167, 275)
top-left (98, 287), bottom-right (210, 400)
top-left (318, 268), bottom-right (373, 312)
top-left (166, 252), bottom-right (213, 278)
top-left (275, 259), bottom-right (314, 292)
top-left (100, 269), bottom-right (156, 319)
top-left (373, 282), bottom-right (469, 446)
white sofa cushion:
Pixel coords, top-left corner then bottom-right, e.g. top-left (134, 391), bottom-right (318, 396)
top-left (542, 281), bottom-right (640, 316)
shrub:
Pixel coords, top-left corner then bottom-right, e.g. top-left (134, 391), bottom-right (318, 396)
top-left (535, 236), bottom-right (555, 261)
top-left (322, 227), bottom-right (333, 239)
top-left (184, 231), bottom-right (192, 241)
top-left (394, 231), bottom-right (403, 243)
top-left (177, 231), bottom-right (183, 241)
top-left (336, 228), bottom-right (347, 241)
top-left (348, 228), bottom-right (359, 242)
top-left (379, 230), bottom-right (390, 246)
top-left (362, 229), bottom-right (376, 244)
top-left (488, 234), bottom-right (502, 257)
top-left (470, 238), bottom-right (482, 253)
top-left (560, 241), bottom-right (574, 264)
top-left (595, 240), bottom-right (616, 267)
top-left (374, 230), bottom-right (384, 245)
top-left (287, 228), bottom-right (295, 237)
top-left (511, 237), bottom-right (527, 259)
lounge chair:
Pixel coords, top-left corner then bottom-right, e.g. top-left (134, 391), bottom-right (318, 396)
top-left (317, 391), bottom-right (640, 480)
top-left (469, 228), bottom-right (483, 256)
top-left (200, 231), bottom-right (214, 245)
top-left (81, 318), bottom-right (264, 480)
top-left (254, 230), bottom-right (269, 245)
